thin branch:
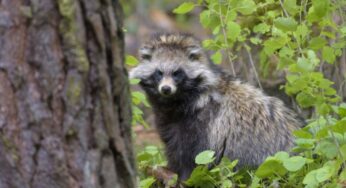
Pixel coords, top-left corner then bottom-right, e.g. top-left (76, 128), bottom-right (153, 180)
top-left (279, 0), bottom-right (289, 17)
top-left (218, 0), bottom-right (236, 76)
top-left (245, 45), bottom-right (263, 90)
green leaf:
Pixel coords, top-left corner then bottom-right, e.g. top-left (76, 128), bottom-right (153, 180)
top-left (338, 103), bottom-right (346, 118)
top-left (137, 152), bottom-right (152, 163)
top-left (316, 127), bottom-right (329, 139)
top-left (293, 129), bottom-right (313, 138)
top-left (307, 50), bottom-right (320, 65)
top-left (296, 92), bottom-right (315, 108)
top-left (316, 103), bottom-right (330, 115)
top-left (250, 37), bottom-right (262, 45)
top-left (140, 177), bottom-right (156, 188)
top-left (307, 7), bottom-right (320, 22)
top-left (236, 0), bottom-right (256, 15)
top-left (322, 46), bottom-right (335, 64)
top-left (286, 74), bottom-right (299, 84)
top-left (263, 37), bottom-right (288, 55)
top-left (279, 47), bottom-right (294, 58)
top-left (226, 10), bottom-right (237, 21)
top-left (315, 164), bottom-right (335, 183)
top-left (333, 120), bottom-right (346, 134)
top-left (283, 0), bottom-right (299, 16)
top-left (126, 55), bottom-right (139, 66)
top-left (255, 159), bottom-right (286, 178)
top-left (212, 25), bottom-right (220, 35)
top-left (294, 24), bottom-right (309, 42)
top-left (144, 145), bottom-right (159, 155)
top-left (283, 156), bottom-right (306, 172)
top-left (308, 37), bottom-right (327, 50)
top-left (132, 91), bottom-right (150, 107)
top-left (297, 57), bottom-right (314, 72)
top-left (130, 78), bottom-right (140, 85)
top-left (132, 106), bottom-right (143, 116)
top-left (202, 39), bottom-right (218, 50)
top-left (195, 150), bottom-right (215, 165)
top-left (312, 0), bottom-right (329, 18)
top-left (274, 151), bottom-right (290, 161)
top-left (274, 17), bottom-right (298, 32)
top-left (340, 168), bottom-right (346, 181)
top-left (315, 140), bottom-right (338, 159)
top-left (253, 23), bottom-right (270, 34)
top-left (185, 166), bottom-right (216, 187)
top-left (167, 174), bottom-right (178, 186)
top-left (211, 51), bottom-right (222, 64)
top-left (200, 10), bottom-right (210, 28)
top-left (221, 180), bottom-right (232, 188)
top-left (303, 170), bottom-right (319, 187)
top-left (340, 144), bottom-right (346, 159)
top-left (199, 10), bottom-right (220, 30)
top-left (278, 56), bottom-right (295, 69)
top-left (173, 2), bottom-right (195, 14)
top-left (250, 175), bottom-right (261, 188)
top-left (227, 21), bottom-right (241, 41)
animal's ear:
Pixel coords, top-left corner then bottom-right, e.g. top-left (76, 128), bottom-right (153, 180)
top-left (187, 46), bottom-right (203, 61)
top-left (139, 46), bottom-right (153, 62)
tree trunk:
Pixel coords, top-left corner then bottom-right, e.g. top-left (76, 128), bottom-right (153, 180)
top-left (0, 0), bottom-right (136, 187)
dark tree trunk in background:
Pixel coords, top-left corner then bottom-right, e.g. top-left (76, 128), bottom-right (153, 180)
top-left (0, 0), bottom-right (136, 188)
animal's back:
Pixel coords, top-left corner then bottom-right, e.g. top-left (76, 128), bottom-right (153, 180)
top-left (208, 77), bottom-right (302, 167)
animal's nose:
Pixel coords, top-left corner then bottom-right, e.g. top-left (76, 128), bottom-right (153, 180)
top-left (161, 86), bottom-right (172, 95)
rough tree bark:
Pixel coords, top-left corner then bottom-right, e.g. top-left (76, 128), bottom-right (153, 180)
top-left (0, 0), bottom-right (136, 188)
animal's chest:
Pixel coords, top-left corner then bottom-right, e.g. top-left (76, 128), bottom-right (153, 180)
top-left (159, 118), bottom-right (209, 153)
top-left (156, 108), bottom-right (214, 166)
top-left (153, 100), bottom-right (221, 178)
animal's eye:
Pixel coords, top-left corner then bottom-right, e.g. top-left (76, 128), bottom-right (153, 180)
top-left (154, 69), bottom-right (163, 78)
top-left (173, 70), bottom-right (182, 77)
top-left (172, 69), bottom-right (186, 81)
top-left (156, 70), bottom-right (163, 76)
top-left (141, 54), bottom-right (152, 61)
top-left (188, 53), bottom-right (199, 61)
top-left (153, 69), bottom-right (163, 82)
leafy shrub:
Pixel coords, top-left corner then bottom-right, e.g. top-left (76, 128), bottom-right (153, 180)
top-left (126, 55), bottom-right (151, 127)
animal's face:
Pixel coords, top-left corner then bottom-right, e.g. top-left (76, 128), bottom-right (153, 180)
top-left (139, 66), bottom-right (188, 97)
top-left (129, 34), bottom-right (219, 99)
top-left (151, 68), bottom-right (186, 96)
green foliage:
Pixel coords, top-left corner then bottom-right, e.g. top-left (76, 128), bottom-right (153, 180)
top-left (274, 17), bottom-right (298, 32)
top-left (186, 154), bottom-right (239, 187)
top-left (173, 2), bottom-right (195, 14)
top-left (195, 150), bottom-right (216, 165)
top-left (132, 0), bottom-right (346, 186)
top-left (140, 177), bottom-right (156, 188)
top-left (137, 145), bottom-right (168, 187)
top-left (137, 145), bottom-right (167, 169)
top-left (126, 55), bottom-right (150, 127)
top-left (125, 55), bottom-right (139, 66)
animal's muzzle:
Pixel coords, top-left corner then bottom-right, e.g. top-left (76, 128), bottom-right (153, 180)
top-left (161, 86), bottom-right (172, 95)
top-left (158, 77), bottom-right (177, 96)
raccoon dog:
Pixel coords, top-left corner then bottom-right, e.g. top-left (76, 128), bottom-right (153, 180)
top-left (129, 33), bottom-right (303, 180)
